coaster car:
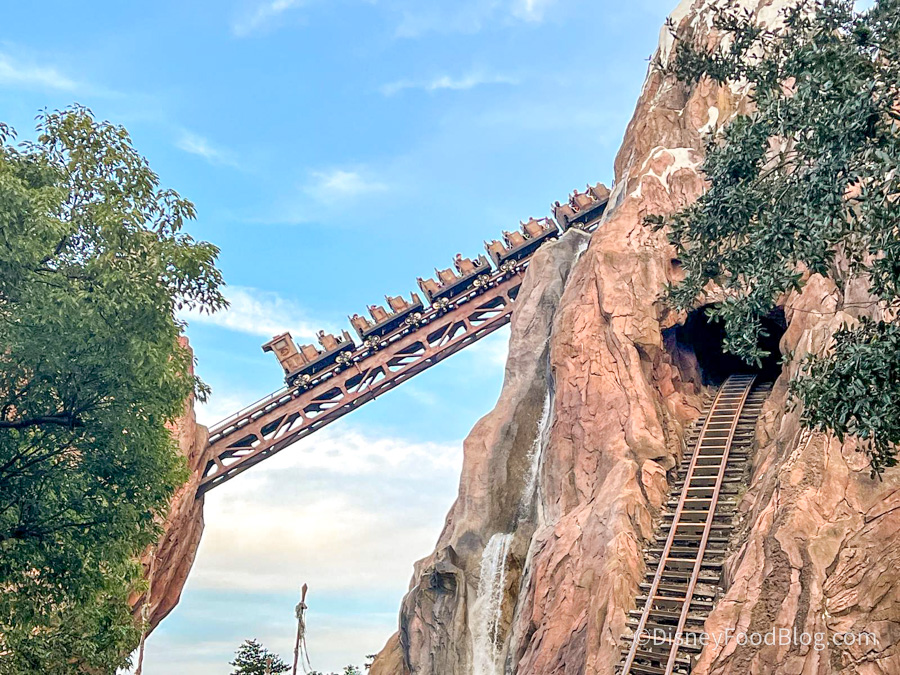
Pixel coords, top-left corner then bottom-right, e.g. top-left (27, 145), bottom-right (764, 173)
top-left (262, 329), bottom-right (356, 386)
top-left (564, 182), bottom-right (611, 229)
top-left (588, 182), bottom-right (610, 203)
top-left (350, 292), bottom-right (424, 341)
top-left (485, 217), bottom-right (558, 267)
top-left (552, 200), bottom-right (578, 231)
top-left (417, 254), bottom-right (492, 303)
top-left (570, 189), bottom-right (595, 210)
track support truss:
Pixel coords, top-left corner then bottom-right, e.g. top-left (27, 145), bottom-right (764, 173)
top-left (199, 269), bottom-right (525, 493)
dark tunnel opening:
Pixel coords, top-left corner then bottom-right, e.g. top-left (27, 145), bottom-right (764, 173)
top-left (666, 305), bottom-right (787, 387)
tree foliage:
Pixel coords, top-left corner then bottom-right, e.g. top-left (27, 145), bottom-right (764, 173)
top-left (230, 639), bottom-right (290, 675)
top-left (657, 0), bottom-right (900, 473)
top-left (0, 106), bottom-right (225, 672)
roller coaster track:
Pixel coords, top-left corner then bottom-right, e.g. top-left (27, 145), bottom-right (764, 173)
top-left (199, 271), bottom-right (525, 493)
top-left (201, 252), bottom-right (537, 493)
top-left (619, 374), bottom-right (770, 675)
top-left (198, 188), bottom-right (609, 494)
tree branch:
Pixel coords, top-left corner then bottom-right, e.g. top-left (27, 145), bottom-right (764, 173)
top-left (0, 414), bottom-right (81, 430)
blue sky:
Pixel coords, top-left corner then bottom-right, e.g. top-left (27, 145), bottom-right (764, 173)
top-left (2, 0), bottom-right (676, 671)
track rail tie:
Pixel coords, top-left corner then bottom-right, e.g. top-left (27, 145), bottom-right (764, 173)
top-left (619, 375), bottom-right (764, 675)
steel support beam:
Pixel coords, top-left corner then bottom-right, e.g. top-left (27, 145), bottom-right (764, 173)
top-left (199, 268), bottom-right (525, 493)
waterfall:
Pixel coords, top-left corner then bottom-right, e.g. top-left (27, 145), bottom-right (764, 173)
top-left (472, 533), bottom-right (513, 675)
top-left (518, 392), bottom-right (552, 521)
top-left (473, 347), bottom-right (554, 672)
top-left (574, 234), bottom-right (590, 261)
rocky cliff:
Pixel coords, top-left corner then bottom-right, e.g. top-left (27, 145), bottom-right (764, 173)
top-left (370, 0), bottom-right (900, 673)
top-left (130, 337), bottom-right (213, 634)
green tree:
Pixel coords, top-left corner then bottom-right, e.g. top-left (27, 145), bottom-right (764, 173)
top-left (230, 639), bottom-right (290, 675)
top-left (0, 106), bottom-right (225, 673)
top-left (657, 0), bottom-right (900, 473)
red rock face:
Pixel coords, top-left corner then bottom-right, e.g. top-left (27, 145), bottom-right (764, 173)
top-left (371, 1), bottom-right (900, 673)
top-left (130, 337), bottom-right (212, 633)
top-left (696, 275), bottom-right (900, 675)
top-left (141, 2), bottom-right (900, 670)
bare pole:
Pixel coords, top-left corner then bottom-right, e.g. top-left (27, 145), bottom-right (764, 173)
top-left (292, 584), bottom-right (308, 675)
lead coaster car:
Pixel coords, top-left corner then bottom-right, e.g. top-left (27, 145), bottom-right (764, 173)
top-left (262, 330), bottom-right (356, 387)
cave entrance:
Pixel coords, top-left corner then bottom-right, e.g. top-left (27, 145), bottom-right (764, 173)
top-left (667, 305), bottom-right (786, 386)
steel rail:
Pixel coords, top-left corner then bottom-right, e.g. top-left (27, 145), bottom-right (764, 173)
top-left (619, 374), bottom-right (758, 675)
top-left (205, 261), bottom-right (523, 451)
top-left (663, 375), bottom-right (754, 675)
top-left (619, 382), bottom-right (728, 674)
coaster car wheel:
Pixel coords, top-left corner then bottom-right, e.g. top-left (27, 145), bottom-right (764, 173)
top-left (403, 312), bottom-right (424, 329)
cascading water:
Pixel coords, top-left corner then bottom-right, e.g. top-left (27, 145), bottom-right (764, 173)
top-left (506, 365), bottom-right (556, 667)
top-left (472, 532), bottom-right (513, 675)
top-left (474, 339), bottom-right (557, 673)
top-left (518, 392), bottom-right (552, 521)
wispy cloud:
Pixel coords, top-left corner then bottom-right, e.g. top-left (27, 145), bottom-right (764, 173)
top-left (176, 130), bottom-right (239, 168)
top-left (180, 285), bottom-right (325, 340)
top-left (195, 392), bottom-right (254, 427)
top-left (380, 71), bottom-right (519, 96)
top-left (475, 100), bottom-right (618, 134)
top-left (136, 425), bottom-right (463, 671)
top-left (250, 167), bottom-right (391, 225)
top-left (305, 168), bottom-right (388, 200)
top-left (0, 52), bottom-right (79, 92)
top-left (234, 0), bottom-right (555, 39)
top-left (466, 329), bottom-right (510, 369)
top-left (232, 0), bottom-right (307, 36)
top-left (393, 0), bottom-right (555, 38)
top-left (512, 0), bottom-right (556, 22)
top-left (195, 425), bottom-right (462, 593)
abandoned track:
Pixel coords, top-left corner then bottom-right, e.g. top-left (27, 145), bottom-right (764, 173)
top-left (619, 374), bottom-right (770, 675)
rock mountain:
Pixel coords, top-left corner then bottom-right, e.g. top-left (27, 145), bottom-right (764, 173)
top-left (141, 0), bottom-right (900, 673)
top-left (368, 0), bottom-right (900, 672)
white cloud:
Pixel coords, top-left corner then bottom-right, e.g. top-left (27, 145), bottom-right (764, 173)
top-left (195, 392), bottom-right (252, 427)
top-left (232, 0), bottom-right (307, 36)
top-left (233, 0), bottom-right (555, 39)
top-left (254, 167), bottom-right (391, 224)
top-left (512, 0), bottom-right (555, 22)
top-left (392, 0), bottom-right (554, 38)
top-left (180, 285), bottom-right (326, 340)
top-left (393, 3), bottom-right (497, 38)
top-left (0, 52), bottom-right (79, 92)
top-left (176, 130), bottom-right (239, 167)
top-left (465, 328), bottom-right (510, 369)
top-left (305, 168), bottom-right (388, 200)
top-left (194, 425), bottom-right (463, 593)
top-left (476, 100), bottom-right (617, 133)
top-left (380, 71), bottom-right (519, 96)
top-left (138, 619), bottom-right (396, 675)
